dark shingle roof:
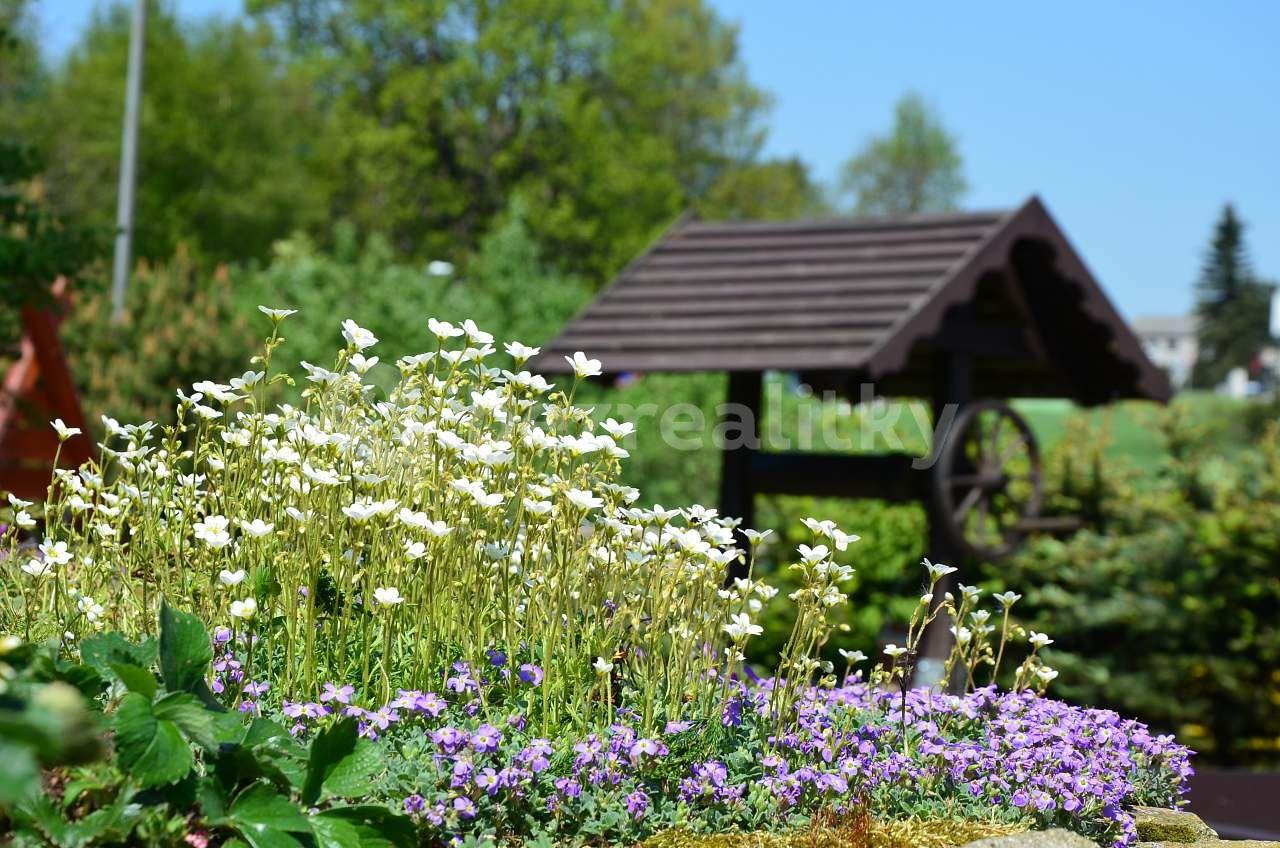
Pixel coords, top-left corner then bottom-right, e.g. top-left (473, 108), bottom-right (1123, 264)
top-left (531, 196), bottom-right (1170, 404)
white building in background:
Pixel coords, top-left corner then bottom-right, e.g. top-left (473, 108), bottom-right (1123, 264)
top-left (1132, 315), bottom-right (1199, 390)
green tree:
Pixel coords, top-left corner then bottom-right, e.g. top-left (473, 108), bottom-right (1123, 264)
top-left (1191, 205), bottom-right (1274, 389)
top-left (697, 157), bottom-right (829, 220)
top-left (1, 1), bottom-right (100, 344)
top-left (839, 92), bottom-right (967, 216)
top-left (249, 0), bottom-right (768, 282)
top-left (27, 2), bottom-right (331, 264)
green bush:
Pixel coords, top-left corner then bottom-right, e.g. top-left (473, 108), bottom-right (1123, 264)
top-left (999, 409), bottom-right (1280, 765)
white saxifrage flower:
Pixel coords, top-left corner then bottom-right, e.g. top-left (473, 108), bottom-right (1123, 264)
top-left (564, 488), bottom-right (603, 511)
top-left (564, 351), bottom-right (602, 378)
top-left (237, 518), bottom-right (274, 538)
top-left (722, 612), bottom-right (763, 640)
top-left (373, 587), bottom-right (404, 606)
top-left (229, 598), bottom-right (257, 619)
top-left (219, 569), bottom-right (247, 587)
top-left (341, 319), bottom-right (378, 350)
top-left (51, 418), bottom-right (82, 441)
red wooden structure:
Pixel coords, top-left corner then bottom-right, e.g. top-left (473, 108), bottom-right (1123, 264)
top-left (0, 279), bottom-right (93, 500)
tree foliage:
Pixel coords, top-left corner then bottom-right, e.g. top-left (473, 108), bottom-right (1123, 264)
top-left (26, 1), bottom-right (331, 264)
top-left (1191, 204), bottom-right (1274, 389)
top-left (839, 92), bottom-right (967, 216)
top-left (697, 157), bottom-right (830, 221)
top-left (247, 0), bottom-right (769, 281)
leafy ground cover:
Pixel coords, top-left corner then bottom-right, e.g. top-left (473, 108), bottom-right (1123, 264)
top-left (1, 315), bottom-right (1194, 846)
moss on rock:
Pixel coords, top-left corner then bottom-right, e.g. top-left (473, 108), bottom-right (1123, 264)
top-left (640, 817), bottom-right (1027, 848)
top-left (1131, 807), bottom-right (1217, 843)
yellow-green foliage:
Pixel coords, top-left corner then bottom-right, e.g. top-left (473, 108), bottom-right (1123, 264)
top-left (640, 817), bottom-right (1028, 848)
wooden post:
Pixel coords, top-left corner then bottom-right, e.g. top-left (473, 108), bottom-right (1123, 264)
top-left (916, 352), bottom-right (971, 685)
top-left (718, 370), bottom-right (762, 580)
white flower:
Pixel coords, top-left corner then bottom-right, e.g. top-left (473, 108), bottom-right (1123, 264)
top-left (722, 612), bottom-right (763, 640)
top-left (7, 494), bottom-right (33, 508)
top-left (229, 597), bottom-right (257, 619)
top-left (504, 341), bottom-right (540, 362)
top-left (51, 418), bottom-right (81, 441)
top-left (341, 319), bottom-right (378, 350)
top-left (194, 515), bottom-right (232, 549)
top-left (39, 540), bottom-right (73, 566)
top-left (219, 569), bottom-right (247, 587)
top-left (373, 586), bottom-right (404, 606)
top-left (923, 558), bottom-right (958, 583)
top-left (1028, 631), bottom-right (1054, 649)
top-left (593, 656), bottom-right (615, 674)
top-left (993, 591), bottom-right (1023, 608)
top-left (404, 541), bottom-right (428, 560)
top-left (258, 305), bottom-right (297, 320)
top-left (229, 370), bottom-right (265, 390)
top-left (426, 260), bottom-right (454, 276)
top-left (428, 318), bottom-right (464, 340)
top-left (14, 510), bottom-right (35, 529)
top-left (742, 528), bottom-right (773, 546)
top-left (342, 498), bottom-right (396, 521)
top-left (838, 649), bottom-right (867, 664)
top-left (76, 595), bottom-right (105, 623)
top-left (461, 319), bottom-right (493, 345)
top-left (883, 644), bottom-right (908, 660)
top-left (21, 559), bottom-right (53, 579)
top-left (1036, 666), bottom-right (1059, 683)
top-left (349, 353), bottom-right (379, 374)
top-left (237, 518), bottom-right (274, 538)
top-left (797, 544), bottom-right (830, 564)
top-left (600, 418), bottom-right (635, 439)
top-left (564, 488), bottom-right (603, 511)
top-left (564, 351), bottom-right (602, 378)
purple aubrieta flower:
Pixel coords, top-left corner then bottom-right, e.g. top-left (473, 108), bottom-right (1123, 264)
top-left (451, 796), bottom-right (477, 820)
top-left (664, 720), bottom-right (692, 735)
top-left (403, 794), bottom-right (426, 816)
top-left (486, 648), bottom-right (507, 667)
top-left (471, 723), bottom-right (503, 753)
top-left (243, 680), bottom-right (270, 697)
top-left (432, 726), bottom-right (470, 755)
top-left (320, 682), bottom-right (355, 704)
top-left (213, 627), bottom-right (233, 644)
top-left (625, 789), bottom-right (649, 819)
top-left (517, 663), bottom-right (544, 686)
top-left (414, 691), bottom-right (448, 717)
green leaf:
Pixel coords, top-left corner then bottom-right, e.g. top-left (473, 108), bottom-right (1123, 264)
top-left (243, 717), bottom-right (291, 748)
top-left (108, 662), bottom-right (158, 698)
top-left (320, 739), bottom-right (382, 799)
top-left (158, 601), bottom-right (213, 694)
top-left (309, 813), bottom-right (362, 848)
top-left (229, 783), bottom-right (311, 833)
top-left (153, 692), bottom-right (220, 749)
top-left (112, 692), bottom-right (193, 787)
top-left (316, 806), bottom-right (416, 848)
top-left (0, 739), bottom-right (39, 806)
top-left (301, 717), bottom-right (356, 806)
top-left (79, 631), bottom-right (157, 679)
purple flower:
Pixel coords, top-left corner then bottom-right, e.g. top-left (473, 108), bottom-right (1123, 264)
top-left (471, 723), bottom-right (503, 753)
top-left (486, 648), bottom-right (507, 667)
top-left (414, 691), bottom-right (448, 717)
top-left (451, 796), bottom-right (477, 820)
top-left (625, 789), bottom-right (649, 818)
top-left (320, 682), bottom-right (355, 704)
top-left (403, 794), bottom-right (426, 815)
top-left (518, 663), bottom-right (544, 686)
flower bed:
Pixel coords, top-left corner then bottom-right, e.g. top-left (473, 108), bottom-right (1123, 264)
top-left (0, 314), bottom-right (1192, 846)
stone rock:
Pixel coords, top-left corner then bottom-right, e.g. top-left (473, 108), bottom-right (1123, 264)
top-left (960, 829), bottom-right (1097, 848)
top-left (1131, 807), bottom-right (1217, 843)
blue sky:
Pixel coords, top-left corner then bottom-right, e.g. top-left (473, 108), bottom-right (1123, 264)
top-left (35, 0), bottom-right (1280, 319)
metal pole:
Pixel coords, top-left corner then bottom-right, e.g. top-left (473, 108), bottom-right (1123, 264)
top-left (110, 0), bottom-right (146, 323)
